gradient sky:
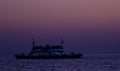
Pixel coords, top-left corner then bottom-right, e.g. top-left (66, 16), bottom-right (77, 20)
top-left (0, 0), bottom-right (120, 56)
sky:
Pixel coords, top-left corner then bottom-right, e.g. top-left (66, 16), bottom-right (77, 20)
top-left (0, 0), bottom-right (120, 56)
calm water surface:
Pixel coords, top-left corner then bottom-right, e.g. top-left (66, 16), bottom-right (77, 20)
top-left (0, 57), bottom-right (120, 71)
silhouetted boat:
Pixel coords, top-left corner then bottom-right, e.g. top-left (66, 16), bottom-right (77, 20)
top-left (15, 38), bottom-right (83, 59)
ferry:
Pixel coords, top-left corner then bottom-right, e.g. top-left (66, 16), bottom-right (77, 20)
top-left (15, 38), bottom-right (83, 59)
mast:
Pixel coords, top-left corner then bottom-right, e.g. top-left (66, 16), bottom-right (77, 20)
top-left (61, 37), bottom-right (64, 46)
top-left (32, 38), bottom-right (35, 47)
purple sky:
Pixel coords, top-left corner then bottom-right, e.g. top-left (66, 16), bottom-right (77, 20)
top-left (0, 0), bottom-right (120, 56)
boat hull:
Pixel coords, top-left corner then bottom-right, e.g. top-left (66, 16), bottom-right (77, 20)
top-left (15, 54), bottom-right (82, 59)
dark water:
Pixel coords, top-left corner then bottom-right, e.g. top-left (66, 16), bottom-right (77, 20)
top-left (0, 57), bottom-right (120, 71)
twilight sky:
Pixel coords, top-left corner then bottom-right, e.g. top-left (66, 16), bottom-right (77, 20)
top-left (0, 0), bottom-right (120, 56)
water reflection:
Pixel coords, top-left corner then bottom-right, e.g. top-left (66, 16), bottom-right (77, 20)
top-left (0, 58), bottom-right (120, 71)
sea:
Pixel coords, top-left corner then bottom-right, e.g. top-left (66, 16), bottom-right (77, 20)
top-left (0, 55), bottom-right (120, 71)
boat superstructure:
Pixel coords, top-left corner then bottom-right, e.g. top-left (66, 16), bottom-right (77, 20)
top-left (15, 38), bottom-right (82, 59)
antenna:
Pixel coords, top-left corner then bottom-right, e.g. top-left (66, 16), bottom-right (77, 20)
top-left (32, 38), bottom-right (35, 46)
top-left (61, 37), bottom-right (64, 46)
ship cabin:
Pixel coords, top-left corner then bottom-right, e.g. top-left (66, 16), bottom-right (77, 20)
top-left (29, 39), bottom-right (65, 56)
